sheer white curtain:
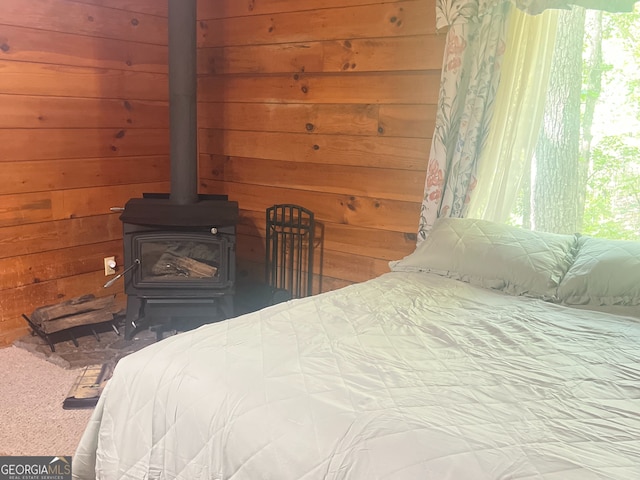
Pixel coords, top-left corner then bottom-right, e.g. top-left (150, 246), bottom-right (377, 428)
top-left (466, 8), bottom-right (559, 222)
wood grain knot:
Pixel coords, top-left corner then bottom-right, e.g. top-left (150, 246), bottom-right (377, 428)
top-left (0, 43), bottom-right (10, 52)
top-left (115, 130), bottom-right (126, 139)
top-left (378, 126), bottom-right (384, 134)
top-left (123, 100), bottom-right (132, 110)
top-left (306, 123), bottom-right (314, 132)
top-left (312, 144), bottom-right (320, 150)
top-left (87, 16), bottom-right (94, 22)
top-left (301, 86), bottom-right (308, 94)
top-left (131, 18), bottom-right (139, 26)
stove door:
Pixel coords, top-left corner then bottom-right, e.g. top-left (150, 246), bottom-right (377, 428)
top-left (127, 232), bottom-right (234, 293)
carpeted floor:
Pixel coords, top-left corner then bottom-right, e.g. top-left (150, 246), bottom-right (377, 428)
top-left (0, 326), bottom-right (157, 456)
top-left (0, 346), bottom-right (94, 456)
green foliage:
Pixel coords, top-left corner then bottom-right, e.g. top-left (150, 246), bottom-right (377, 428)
top-left (582, 136), bottom-right (640, 239)
top-left (579, 9), bottom-right (640, 240)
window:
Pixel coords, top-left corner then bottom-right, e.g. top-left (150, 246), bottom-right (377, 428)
top-left (469, 5), bottom-right (640, 240)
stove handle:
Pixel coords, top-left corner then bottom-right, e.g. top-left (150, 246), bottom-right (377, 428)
top-left (103, 259), bottom-right (140, 288)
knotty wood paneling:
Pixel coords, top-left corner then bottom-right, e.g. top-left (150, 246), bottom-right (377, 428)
top-left (0, 0), bottom-right (167, 45)
top-left (0, 240), bottom-right (123, 290)
top-left (0, 95), bottom-right (168, 129)
top-left (0, 215), bottom-right (122, 260)
top-left (199, 129), bottom-right (429, 170)
top-left (198, 72), bottom-right (441, 104)
top-left (201, 155), bottom-right (424, 202)
top-left (198, 102), bottom-right (380, 135)
top-left (197, 0), bottom-right (423, 20)
top-left (0, 128), bottom-right (169, 161)
top-left (0, 182), bottom-right (168, 229)
top-left (197, 35), bottom-right (446, 75)
top-left (1, 0), bottom-right (443, 344)
top-left (198, 0), bottom-right (442, 293)
top-left (0, 157), bottom-right (169, 194)
top-left (69, 0), bottom-right (168, 16)
top-left (0, 24), bottom-right (167, 73)
top-left (0, 60), bottom-right (168, 100)
top-left (198, 1), bottom-right (435, 47)
top-left (197, 102), bottom-right (435, 138)
top-left (0, 0), bottom-right (169, 345)
top-left (202, 180), bottom-right (421, 234)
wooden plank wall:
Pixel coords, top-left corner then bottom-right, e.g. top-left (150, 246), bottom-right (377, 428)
top-left (0, 0), bottom-right (169, 345)
top-left (196, 0), bottom-right (444, 292)
top-left (0, 0), bottom-right (443, 344)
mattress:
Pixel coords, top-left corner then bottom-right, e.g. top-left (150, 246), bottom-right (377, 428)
top-left (72, 272), bottom-right (640, 479)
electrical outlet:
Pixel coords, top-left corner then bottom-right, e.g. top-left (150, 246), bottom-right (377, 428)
top-left (104, 256), bottom-right (116, 276)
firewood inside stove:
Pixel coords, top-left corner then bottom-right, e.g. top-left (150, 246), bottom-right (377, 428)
top-left (151, 252), bottom-right (218, 278)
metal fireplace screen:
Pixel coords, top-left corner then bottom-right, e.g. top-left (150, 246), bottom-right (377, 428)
top-left (265, 204), bottom-right (315, 299)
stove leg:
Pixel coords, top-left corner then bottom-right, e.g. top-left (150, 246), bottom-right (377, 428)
top-left (220, 295), bottom-right (234, 319)
top-left (124, 296), bottom-right (144, 340)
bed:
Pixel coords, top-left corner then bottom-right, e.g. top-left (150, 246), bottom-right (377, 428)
top-left (72, 218), bottom-right (640, 480)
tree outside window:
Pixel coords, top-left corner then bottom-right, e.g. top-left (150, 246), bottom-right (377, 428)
top-left (514, 5), bottom-right (639, 239)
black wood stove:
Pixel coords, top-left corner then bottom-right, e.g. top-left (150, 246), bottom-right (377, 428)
top-left (119, 194), bottom-right (237, 339)
top-left (114, 0), bottom-right (238, 339)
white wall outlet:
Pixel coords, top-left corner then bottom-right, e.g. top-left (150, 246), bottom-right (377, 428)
top-left (104, 256), bottom-right (116, 276)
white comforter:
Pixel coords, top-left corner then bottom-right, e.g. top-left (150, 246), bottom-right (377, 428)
top-left (73, 273), bottom-right (640, 479)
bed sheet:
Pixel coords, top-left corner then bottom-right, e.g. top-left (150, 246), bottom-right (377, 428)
top-left (73, 272), bottom-right (640, 479)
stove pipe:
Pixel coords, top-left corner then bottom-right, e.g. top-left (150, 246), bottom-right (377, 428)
top-left (168, 0), bottom-right (198, 205)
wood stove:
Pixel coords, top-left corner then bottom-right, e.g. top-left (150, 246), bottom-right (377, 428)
top-left (120, 194), bottom-right (238, 339)
top-left (114, 0), bottom-right (238, 339)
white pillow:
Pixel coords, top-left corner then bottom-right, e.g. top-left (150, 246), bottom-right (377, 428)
top-left (557, 236), bottom-right (640, 310)
top-left (390, 217), bottom-right (577, 299)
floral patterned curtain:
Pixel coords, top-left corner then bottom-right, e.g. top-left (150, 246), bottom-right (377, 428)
top-left (418, 1), bottom-right (510, 241)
